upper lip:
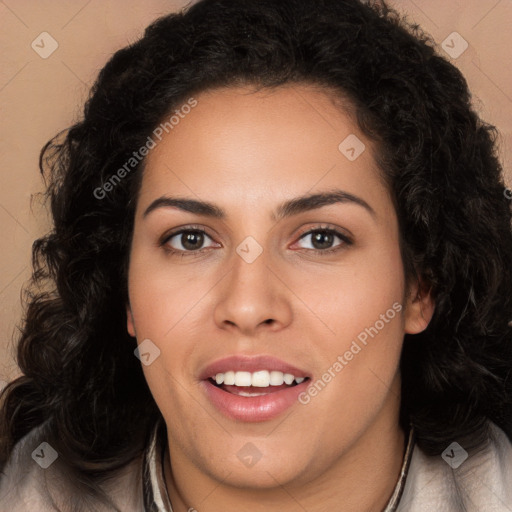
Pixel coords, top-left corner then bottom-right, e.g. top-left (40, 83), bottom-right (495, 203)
top-left (199, 355), bottom-right (311, 380)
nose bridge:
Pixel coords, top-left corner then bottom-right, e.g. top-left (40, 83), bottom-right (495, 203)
top-left (213, 234), bottom-right (292, 332)
top-left (232, 235), bottom-right (271, 290)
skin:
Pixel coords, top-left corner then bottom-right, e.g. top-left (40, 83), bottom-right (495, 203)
top-left (126, 84), bottom-right (434, 512)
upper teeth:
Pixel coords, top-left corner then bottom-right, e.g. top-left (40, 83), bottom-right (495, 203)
top-left (214, 370), bottom-right (305, 387)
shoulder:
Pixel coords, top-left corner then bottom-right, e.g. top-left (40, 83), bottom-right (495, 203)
top-left (0, 423), bottom-right (145, 512)
top-left (398, 421), bottom-right (512, 511)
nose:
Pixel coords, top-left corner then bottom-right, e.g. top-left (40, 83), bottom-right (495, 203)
top-left (213, 244), bottom-right (293, 336)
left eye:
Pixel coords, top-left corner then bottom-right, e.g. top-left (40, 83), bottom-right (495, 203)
top-left (295, 228), bottom-right (349, 251)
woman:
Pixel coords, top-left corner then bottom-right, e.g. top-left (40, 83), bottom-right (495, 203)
top-left (1, 0), bottom-right (511, 510)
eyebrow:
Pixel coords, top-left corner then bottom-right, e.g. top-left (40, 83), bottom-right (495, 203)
top-left (142, 189), bottom-right (376, 221)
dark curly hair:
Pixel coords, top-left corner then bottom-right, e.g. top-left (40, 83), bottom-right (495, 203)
top-left (1, 0), bottom-right (512, 500)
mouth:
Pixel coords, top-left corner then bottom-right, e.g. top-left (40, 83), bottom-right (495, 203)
top-left (208, 370), bottom-right (308, 396)
top-left (200, 361), bottom-right (312, 422)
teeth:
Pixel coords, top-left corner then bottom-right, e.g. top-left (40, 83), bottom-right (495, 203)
top-left (212, 370), bottom-right (306, 387)
top-left (252, 370), bottom-right (270, 387)
top-left (283, 373), bottom-right (294, 385)
top-left (269, 370), bottom-right (284, 386)
top-left (237, 390), bottom-right (268, 397)
top-left (235, 371), bottom-right (252, 387)
top-left (223, 371), bottom-right (235, 385)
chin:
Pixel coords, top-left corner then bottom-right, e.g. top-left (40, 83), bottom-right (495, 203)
top-left (200, 447), bottom-right (318, 490)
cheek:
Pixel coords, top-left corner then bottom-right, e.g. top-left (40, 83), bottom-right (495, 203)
top-left (127, 251), bottom-right (219, 398)
top-left (128, 252), bottom-right (209, 338)
top-left (302, 233), bottom-right (405, 407)
top-left (310, 238), bottom-right (405, 343)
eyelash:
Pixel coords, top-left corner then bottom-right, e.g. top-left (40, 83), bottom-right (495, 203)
top-left (159, 224), bottom-right (353, 258)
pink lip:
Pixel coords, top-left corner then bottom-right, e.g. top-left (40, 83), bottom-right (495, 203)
top-left (199, 355), bottom-right (311, 380)
top-left (201, 378), bottom-right (310, 422)
top-left (199, 355), bottom-right (312, 422)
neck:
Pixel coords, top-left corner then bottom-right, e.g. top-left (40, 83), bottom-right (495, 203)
top-left (163, 381), bottom-right (406, 512)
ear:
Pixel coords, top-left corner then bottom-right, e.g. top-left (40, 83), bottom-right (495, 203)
top-left (404, 277), bottom-right (435, 334)
top-left (126, 303), bottom-right (136, 338)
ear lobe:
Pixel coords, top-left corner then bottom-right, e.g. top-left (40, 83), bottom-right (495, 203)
top-left (404, 280), bottom-right (435, 335)
top-left (126, 304), bottom-right (136, 338)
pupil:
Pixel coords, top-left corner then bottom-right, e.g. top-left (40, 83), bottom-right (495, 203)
top-left (313, 231), bottom-right (333, 249)
top-left (182, 231), bottom-right (203, 250)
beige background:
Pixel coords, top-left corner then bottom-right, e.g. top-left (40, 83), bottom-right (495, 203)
top-left (1, 0), bottom-right (511, 385)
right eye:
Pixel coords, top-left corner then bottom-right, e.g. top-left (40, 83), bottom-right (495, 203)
top-left (162, 228), bottom-right (218, 253)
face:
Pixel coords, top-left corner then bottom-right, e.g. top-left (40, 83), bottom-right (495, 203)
top-left (126, 84), bottom-right (433, 490)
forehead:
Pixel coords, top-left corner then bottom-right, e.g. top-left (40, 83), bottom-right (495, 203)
top-left (136, 84), bottom-right (388, 217)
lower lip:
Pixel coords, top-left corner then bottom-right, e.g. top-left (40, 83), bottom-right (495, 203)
top-left (202, 379), bottom-right (310, 422)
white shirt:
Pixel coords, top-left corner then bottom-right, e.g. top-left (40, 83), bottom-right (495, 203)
top-left (1, 419), bottom-right (511, 511)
